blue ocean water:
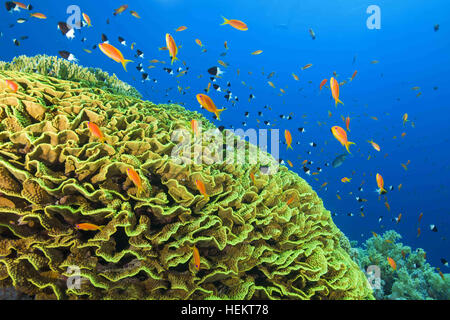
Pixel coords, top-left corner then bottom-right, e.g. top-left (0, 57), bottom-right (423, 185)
top-left (1, 0), bottom-right (448, 272)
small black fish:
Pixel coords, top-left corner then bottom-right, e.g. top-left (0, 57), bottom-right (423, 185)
top-left (12, 38), bottom-right (20, 46)
top-left (118, 36), bottom-right (126, 46)
top-left (101, 34), bottom-right (109, 43)
top-left (212, 84), bottom-right (221, 92)
top-left (441, 258), bottom-right (448, 267)
top-left (208, 66), bottom-right (224, 77)
top-left (58, 50), bottom-right (78, 62)
top-left (430, 225), bottom-right (438, 232)
top-left (136, 49), bottom-right (144, 58)
top-left (434, 24), bottom-right (439, 32)
top-left (309, 142), bottom-right (317, 147)
top-left (298, 127), bottom-right (306, 133)
top-left (303, 167), bottom-right (311, 175)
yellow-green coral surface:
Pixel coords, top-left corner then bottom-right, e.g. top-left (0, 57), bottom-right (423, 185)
top-left (0, 57), bottom-right (374, 300)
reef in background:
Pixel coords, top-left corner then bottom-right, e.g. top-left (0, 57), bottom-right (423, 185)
top-left (351, 230), bottom-right (449, 300)
top-left (0, 55), bottom-right (141, 99)
top-left (0, 56), bottom-right (373, 300)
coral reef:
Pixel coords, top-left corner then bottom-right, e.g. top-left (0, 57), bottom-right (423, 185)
top-left (351, 230), bottom-right (449, 300)
top-left (0, 57), bottom-right (373, 300)
top-left (0, 55), bottom-right (141, 99)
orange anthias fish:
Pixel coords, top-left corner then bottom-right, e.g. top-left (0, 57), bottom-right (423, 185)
top-left (301, 64), bottom-right (313, 70)
top-left (350, 70), bottom-right (357, 81)
top-left (330, 77), bottom-right (344, 106)
top-left (402, 113), bottom-right (409, 126)
top-left (195, 179), bottom-right (209, 200)
top-left (75, 223), bottom-right (103, 231)
top-left (99, 43), bottom-right (133, 71)
top-left (4, 79), bottom-right (18, 93)
top-left (345, 116), bottom-right (351, 131)
top-left (166, 33), bottom-right (179, 65)
top-left (396, 213), bottom-right (402, 224)
top-left (114, 4), bottom-right (128, 16)
top-left (286, 195), bottom-right (295, 205)
top-left (292, 73), bottom-right (299, 81)
top-left (341, 177), bottom-right (351, 183)
top-left (251, 50), bottom-right (263, 55)
top-left (418, 212), bottom-right (423, 223)
top-left (387, 257), bottom-right (397, 271)
top-left (130, 10), bottom-right (141, 19)
top-left (192, 246), bottom-right (201, 271)
top-left (82, 13), bottom-right (92, 27)
top-left (319, 79), bottom-right (328, 90)
top-left (331, 126), bottom-right (355, 153)
top-left (376, 173), bottom-right (387, 195)
top-left (30, 12), bottom-right (47, 19)
top-left (127, 167), bottom-right (143, 195)
top-left (176, 26), bottom-right (187, 32)
top-left (224, 41), bottom-right (228, 49)
top-left (285, 129), bottom-right (293, 150)
top-left (220, 16), bottom-right (248, 31)
top-left (196, 94), bottom-right (226, 120)
top-left (417, 227), bottom-right (421, 237)
top-left (367, 140), bottom-right (381, 151)
top-left (190, 119), bottom-right (199, 136)
top-left (87, 122), bottom-right (104, 143)
top-left (249, 172), bottom-right (255, 184)
top-left (12, 1), bottom-right (31, 10)
top-left (195, 39), bottom-right (203, 47)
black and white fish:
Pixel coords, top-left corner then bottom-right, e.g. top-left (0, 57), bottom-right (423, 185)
top-left (208, 66), bottom-right (224, 77)
top-left (309, 142), bottom-right (317, 147)
top-left (441, 258), bottom-right (448, 267)
top-left (303, 167), bottom-right (311, 175)
top-left (16, 18), bottom-right (27, 24)
top-left (212, 84), bottom-right (221, 92)
top-left (136, 63), bottom-right (144, 72)
top-left (142, 73), bottom-right (150, 82)
top-left (81, 37), bottom-right (87, 43)
top-left (298, 127), bottom-right (306, 133)
top-left (57, 22), bottom-right (75, 39)
top-left (248, 94), bottom-right (256, 101)
top-left (58, 51), bottom-right (78, 62)
top-left (136, 49), bottom-right (144, 58)
top-left (163, 68), bottom-right (174, 75)
top-left (430, 225), bottom-right (438, 232)
top-left (12, 38), bottom-right (20, 46)
top-left (118, 36), bottom-right (126, 46)
top-left (101, 34), bottom-right (109, 44)
top-left (244, 112), bottom-right (249, 117)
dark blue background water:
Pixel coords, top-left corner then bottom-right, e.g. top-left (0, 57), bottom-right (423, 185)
top-left (1, 0), bottom-right (448, 269)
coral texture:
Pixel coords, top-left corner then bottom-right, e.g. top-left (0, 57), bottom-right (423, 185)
top-left (0, 57), bottom-right (373, 300)
top-left (351, 230), bottom-right (449, 300)
top-left (0, 55), bottom-right (141, 99)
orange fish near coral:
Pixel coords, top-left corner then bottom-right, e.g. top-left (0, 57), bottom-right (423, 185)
top-left (165, 33), bottom-right (179, 65)
top-left (417, 227), bottom-right (421, 237)
top-left (176, 26), bottom-right (187, 32)
top-left (75, 223), bottom-right (103, 231)
top-left (341, 177), bottom-right (351, 183)
top-left (285, 129), bottom-right (293, 150)
top-left (330, 77), bottom-right (344, 106)
top-left (192, 246), bottom-right (201, 271)
top-left (99, 43), bottom-right (133, 71)
top-left (196, 94), bottom-right (226, 120)
top-left (345, 116), bottom-right (351, 131)
top-left (195, 179), bottom-right (209, 200)
top-left (387, 257), bottom-right (397, 270)
top-left (376, 173), bottom-right (387, 195)
top-left (190, 119), bottom-right (199, 136)
top-left (350, 70), bottom-right (357, 81)
top-left (319, 79), bottom-right (328, 91)
top-left (127, 167), bottom-right (143, 195)
top-left (130, 10), bottom-right (141, 19)
top-left (4, 79), bottom-right (18, 93)
top-left (402, 113), bottom-right (409, 126)
top-left (220, 16), bottom-right (248, 31)
top-left (87, 122), bottom-right (104, 143)
top-left (331, 126), bottom-right (355, 153)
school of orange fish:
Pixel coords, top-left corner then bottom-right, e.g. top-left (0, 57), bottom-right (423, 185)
top-left (2, 2), bottom-right (447, 273)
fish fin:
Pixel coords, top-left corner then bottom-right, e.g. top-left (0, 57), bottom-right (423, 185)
top-left (171, 56), bottom-right (179, 65)
top-left (121, 59), bottom-right (133, 72)
top-left (220, 16), bottom-right (229, 25)
top-left (345, 141), bottom-right (356, 153)
top-left (215, 108), bottom-right (227, 120)
top-left (286, 145), bottom-right (293, 150)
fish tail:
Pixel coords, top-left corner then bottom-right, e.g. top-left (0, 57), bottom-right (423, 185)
top-left (171, 56), bottom-right (179, 65)
top-left (287, 144), bottom-right (293, 150)
top-left (345, 141), bottom-right (355, 153)
top-left (338, 99), bottom-right (344, 106)
top-left (220, 16), bottom-right (229, 25)
top-left (121, 59), bottom-right (133, 72)
top-left (215, 108), bottom-right (227, 120)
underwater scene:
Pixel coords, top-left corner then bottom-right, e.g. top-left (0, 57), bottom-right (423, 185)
top-left (0, 0), bottom-right (448, 301)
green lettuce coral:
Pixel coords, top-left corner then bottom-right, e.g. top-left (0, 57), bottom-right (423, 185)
top-left (0, 57), bottom-right (373, 300)
top-left (351, 230), bottom-right (449, 300)
top-left (0, 55), bottom-right (141, 99)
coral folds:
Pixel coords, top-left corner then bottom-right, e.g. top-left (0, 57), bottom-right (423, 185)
top-left (0, 57), bottom-right (373, 300)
